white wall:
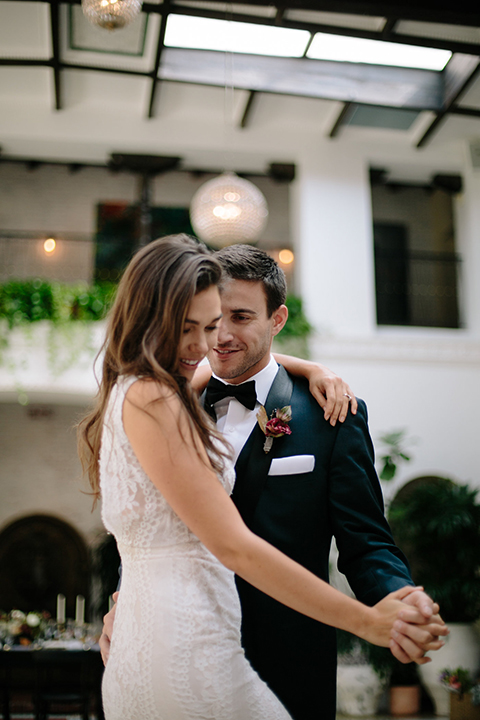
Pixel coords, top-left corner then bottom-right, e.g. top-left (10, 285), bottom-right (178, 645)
top-left (290, 134), bottom-right (480, 494)
top-left (0, 401), bottom-right (102, 542)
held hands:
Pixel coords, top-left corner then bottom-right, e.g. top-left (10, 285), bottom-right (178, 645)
top-left (362, 586), bottom-right (448, 663)
top-left (391, 586), bottom-right (449, 664)
top-left (99, 591), bottom-right (119, 666)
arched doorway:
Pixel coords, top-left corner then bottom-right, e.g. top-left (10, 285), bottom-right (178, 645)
top-left (0, 514), bottom-right (90, 619)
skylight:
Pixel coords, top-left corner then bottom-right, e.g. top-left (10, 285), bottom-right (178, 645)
top-left (307, 33), bottom-right (451, 71)
top-left (164, 14), bottom-right (310, 58)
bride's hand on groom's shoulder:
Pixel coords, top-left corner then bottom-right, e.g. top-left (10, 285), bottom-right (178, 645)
top-left (100, 591), bottom-right (119, 666)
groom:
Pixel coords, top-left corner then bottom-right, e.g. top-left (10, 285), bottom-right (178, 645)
top-left (101, 244), bottom-right (444, 720)
top-left (202, 244), bottom-right (442, 720)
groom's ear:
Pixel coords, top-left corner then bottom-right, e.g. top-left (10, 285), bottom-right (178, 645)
top-left (271, 304), bottom-right (288, 337)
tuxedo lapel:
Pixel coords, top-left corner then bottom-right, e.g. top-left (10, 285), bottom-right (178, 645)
top-left (232, 366), bottom-right (293, 527)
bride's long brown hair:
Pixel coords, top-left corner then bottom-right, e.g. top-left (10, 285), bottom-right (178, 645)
top-left (77, 234), bottom-right (229, 504)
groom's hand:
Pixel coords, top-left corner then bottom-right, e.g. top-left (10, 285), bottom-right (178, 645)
top-left (99, 591), bottom-right (119, 666)
top-left (389, 587), bottom-right (448, 664)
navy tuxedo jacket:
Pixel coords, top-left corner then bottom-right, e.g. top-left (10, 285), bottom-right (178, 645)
top-left (225, 366), bottom-right (413, 720)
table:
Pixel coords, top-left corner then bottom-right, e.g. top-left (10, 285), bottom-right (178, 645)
top-left (0, 645), bottom-right (104, 720)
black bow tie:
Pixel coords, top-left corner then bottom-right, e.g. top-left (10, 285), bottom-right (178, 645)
top-left (205, 378), bottom-right (257, 420)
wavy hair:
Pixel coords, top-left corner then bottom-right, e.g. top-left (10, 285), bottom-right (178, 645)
top-left (77, 234), bottom-right (228, 503)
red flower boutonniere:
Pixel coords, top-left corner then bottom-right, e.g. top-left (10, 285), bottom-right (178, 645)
top-left (256, 405), bottom-right (292, 454)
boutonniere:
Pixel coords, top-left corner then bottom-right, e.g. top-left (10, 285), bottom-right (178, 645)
top-left (256, 405), bottom-right (292, 454)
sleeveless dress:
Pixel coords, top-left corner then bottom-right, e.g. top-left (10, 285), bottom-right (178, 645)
top-left (100, 376), bottom-right (292, 720)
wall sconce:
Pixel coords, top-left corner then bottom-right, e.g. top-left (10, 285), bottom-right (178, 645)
top-left (43, 238), bottom-right (56, 255)
top-left (278, 249), bottom-right (294, 266)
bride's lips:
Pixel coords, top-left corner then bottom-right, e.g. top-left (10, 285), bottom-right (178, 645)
top-left (179, 357), bottom-right (202, 371)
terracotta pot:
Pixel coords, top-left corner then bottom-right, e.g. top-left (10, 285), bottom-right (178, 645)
top-left (389, 685), bottom-right (421, 716)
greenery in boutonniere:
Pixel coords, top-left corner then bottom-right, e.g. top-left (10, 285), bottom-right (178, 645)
top-left (0, 279), bottom-right (116, 376)
top-left (256, 405), bottom-right (292, 454)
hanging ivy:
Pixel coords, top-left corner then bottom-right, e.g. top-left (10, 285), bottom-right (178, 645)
top-left (0, 279), bottom-right (116, 328)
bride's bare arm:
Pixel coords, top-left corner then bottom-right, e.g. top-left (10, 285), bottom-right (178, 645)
top-left (273, 353), bottom-right (357, 425)
top-left (122, 379), bottom-right (431, 650)
top-left (192, 355), bottom-right (357, 426)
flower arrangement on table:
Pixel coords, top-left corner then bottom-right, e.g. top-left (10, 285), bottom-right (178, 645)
top-left (0, 609), bottom-right (51, 646)
top-left (440, 668), bottom-right (480, 704)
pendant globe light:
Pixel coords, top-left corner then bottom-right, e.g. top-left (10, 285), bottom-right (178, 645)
top-left (189, 172), bottom-right (269, 247)
top-left (82, 0), bottom-right (142, 30)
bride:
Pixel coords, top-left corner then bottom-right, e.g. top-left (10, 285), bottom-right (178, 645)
top-left (78, 235), bottom-right (442, 720)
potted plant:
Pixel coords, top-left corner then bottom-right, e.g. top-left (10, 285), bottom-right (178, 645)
top-left (440, 668), bottom-right (480, 720)
top-left (336, 629), bottom-right (394, 716)
top-left (388, 478), bottom-right (480, 714)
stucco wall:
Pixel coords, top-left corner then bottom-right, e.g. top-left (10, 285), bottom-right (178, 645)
top-left (0, 402), bottom-right (102, 543)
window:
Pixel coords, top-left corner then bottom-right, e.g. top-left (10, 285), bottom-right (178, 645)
top-left (371, 174), bottom-right (461, 328)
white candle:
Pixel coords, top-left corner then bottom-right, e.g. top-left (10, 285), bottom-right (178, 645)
top-left (56, 593), bottom-right (66, 624)
top-left (75, 595), bottom-right (85, 625)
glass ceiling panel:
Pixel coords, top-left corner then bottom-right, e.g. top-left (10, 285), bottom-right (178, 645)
top-left (307, 33), bottom-right (451, 71)
top-left (164, 14), bottom-right (310, 57)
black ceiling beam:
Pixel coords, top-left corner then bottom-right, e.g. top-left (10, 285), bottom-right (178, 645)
top-left (61, 62), bottom-right (148, 78)
top-left (0, 58), bottom-right (48, 67)
top-left (0, 154), bottom-right (288, 179)
top-left (219, 1), bottom-right (480, 27)
top-left (381, 18), bottom-right (398, 39)
top-left (417, 53), bottom-right (480, 148)
top-left (274, 7), bottom-right (285, 26)
top-left (240, 90), bottom-right (258, 129)
top-left (147, 1), bottom-right (170, 119)
top-left (49, 0), bottom-right (62, 110)
top-left (3, 2), bottom-right (480, 62)
top-left (144, 3), bottom-right (480, 56)
top-left (17, 0), bottom-right (480, 27)
top-left (329, 102), bottom-right (353, 138)
top-left (450, 105), bottom-right (480, 118)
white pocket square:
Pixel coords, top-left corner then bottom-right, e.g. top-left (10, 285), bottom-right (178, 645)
top-left (268, 455), bottom-right (315, 476)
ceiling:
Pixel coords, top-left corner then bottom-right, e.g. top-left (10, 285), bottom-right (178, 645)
top-left (1, 0), bottom-right (480, 176)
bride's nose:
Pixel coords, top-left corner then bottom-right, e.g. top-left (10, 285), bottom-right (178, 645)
top-left (191, 333), bottom-right (209, 355)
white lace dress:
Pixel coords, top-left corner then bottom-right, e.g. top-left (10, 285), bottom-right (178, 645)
top-left (100, 376), bottom-right (292, 720)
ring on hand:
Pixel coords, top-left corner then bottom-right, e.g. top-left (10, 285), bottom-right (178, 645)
top-left (344, 393), bottom-right (352, 400)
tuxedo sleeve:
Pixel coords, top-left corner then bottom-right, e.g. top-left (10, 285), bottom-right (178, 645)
top-left (328, 399), bottom-right (414, 605)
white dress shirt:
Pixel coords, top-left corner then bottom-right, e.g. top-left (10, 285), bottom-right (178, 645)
top-left (211, 355), bottom-right (279, 464)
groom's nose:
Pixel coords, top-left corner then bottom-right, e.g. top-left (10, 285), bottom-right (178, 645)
top-left (216, 318), bottom-right (234, 345)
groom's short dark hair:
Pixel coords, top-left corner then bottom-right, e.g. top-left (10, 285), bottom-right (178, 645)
top-left (215, 244), bottom-right (287, 317)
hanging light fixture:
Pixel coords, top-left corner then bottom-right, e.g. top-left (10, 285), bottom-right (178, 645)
top-left (190, 172), bottom-right (269, 248)
top-left (82, 0), bottom-right (142, 30)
